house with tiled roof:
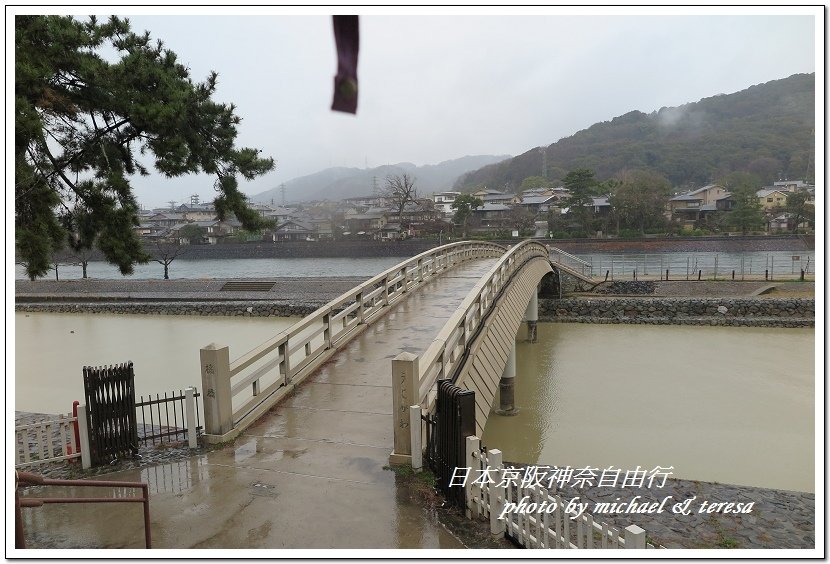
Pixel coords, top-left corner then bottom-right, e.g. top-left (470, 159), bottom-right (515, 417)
top-left (270, 219), bottom-right (316, 242)
top-left (755, 189), bottom-right (789, 210)
top-left (667, 184), bottom-right (728, 226)
top-left (471, 203), bottom-right (512, 229)
top-left (516, 194), bottom-right (557, 214)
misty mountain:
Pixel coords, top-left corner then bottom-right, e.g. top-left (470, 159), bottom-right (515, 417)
top-left (250, 155), bottom-right (511, 204)
top-left (455, 73), bottom-right (815, 192)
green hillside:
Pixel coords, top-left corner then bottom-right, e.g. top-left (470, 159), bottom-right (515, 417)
top-left (455, 73), bottom-right (814, 191)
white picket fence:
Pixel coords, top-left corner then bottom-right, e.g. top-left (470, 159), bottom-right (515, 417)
top-left (14, 412), bottom-right (90, 468)
top-left (464, 436), bottom-right (658, 550)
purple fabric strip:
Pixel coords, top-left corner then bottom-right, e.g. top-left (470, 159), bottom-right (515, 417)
top-left (332, 15), bottom-right (359, 114)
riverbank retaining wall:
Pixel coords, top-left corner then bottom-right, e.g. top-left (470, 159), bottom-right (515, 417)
top-left (16, 297), bottom-right (814, 327)
top-left (539, 297), bottom-right (814, 327)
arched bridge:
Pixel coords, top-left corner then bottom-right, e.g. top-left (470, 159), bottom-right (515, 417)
top-left (199, 240), bottom-right (553, 459)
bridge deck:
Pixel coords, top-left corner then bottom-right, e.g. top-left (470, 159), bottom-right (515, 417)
top-left (22, 258), bottom-right (499, 549)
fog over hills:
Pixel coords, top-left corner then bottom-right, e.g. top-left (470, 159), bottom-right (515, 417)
top-left (250, 154), bottom-right (510, 204)
top-left (455, 73), bottom-right (815, 192)
top-left (252, 74), bottom-right (814, 206)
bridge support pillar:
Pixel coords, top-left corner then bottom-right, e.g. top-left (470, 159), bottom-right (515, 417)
top-left (524, 288), bottom-right (538, 343)
top-left (496, 341), bottom-right (518, 416)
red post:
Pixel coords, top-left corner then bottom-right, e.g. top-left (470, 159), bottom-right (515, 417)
top-left (142, 483), bottom-right (152, 549)
top-left (72, 401), bottom-right (81, 452)
top-left (15, 473), bottom-right (25, 549)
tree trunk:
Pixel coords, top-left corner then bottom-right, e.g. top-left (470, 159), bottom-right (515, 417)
top-left (82, 262), bottom-right (88, 279)
top-left (163, 263), bottom-right (169, 280)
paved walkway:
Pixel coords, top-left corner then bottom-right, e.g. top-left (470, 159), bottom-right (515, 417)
top-left (15, 278), bottom-right (814, 304)
top-left (14, 277), bottom-right (368, 305)
top-left (19, 259), bottom-right (499, 550)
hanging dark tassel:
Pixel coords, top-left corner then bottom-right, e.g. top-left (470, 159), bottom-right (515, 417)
top-left (331, 15), bottom-right (359, 114)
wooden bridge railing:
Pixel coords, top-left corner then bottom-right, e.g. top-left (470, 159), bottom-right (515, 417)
top-left (200, 241), bottom-right (506, 443)
top-left (389, 240), bottom-right (551, 463)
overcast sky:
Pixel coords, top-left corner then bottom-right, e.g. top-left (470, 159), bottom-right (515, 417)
top-left (47, 7), bottom-right (824, 208)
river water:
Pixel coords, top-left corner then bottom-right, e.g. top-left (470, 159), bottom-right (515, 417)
top-left (15, 257), bottom-right (409, 280)
top-left (14, 312), bottom-right (298, 414)
top-left (14, 250), bottom-right (813, 280)
top-left (482, 323), bottom-right (815, 493)
top-left (14, 312), bottom-right (815, 492)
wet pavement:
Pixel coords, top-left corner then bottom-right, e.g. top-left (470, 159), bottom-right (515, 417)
top-left (18, 259), bottom-right (499, 551)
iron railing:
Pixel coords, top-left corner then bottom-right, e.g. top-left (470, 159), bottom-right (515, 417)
top-left (15, 471), bottom-right (151, 549)
top-left (136, 388), bottom-right (201, 446)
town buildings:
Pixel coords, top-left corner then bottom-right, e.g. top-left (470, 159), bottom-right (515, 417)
top-left (136, 176), bottom-right (814, 245)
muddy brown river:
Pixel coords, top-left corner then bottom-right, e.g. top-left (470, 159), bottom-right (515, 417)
top-left (482, 323), bottom-right (815, 493)
top-left (14, 313), bottom-right (815, 493)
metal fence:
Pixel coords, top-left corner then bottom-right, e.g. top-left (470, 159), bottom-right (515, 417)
top-left (15, 386), bottom-right (201, 471)
top-left (574, 252), bottom-right (814, 281)
top-left (15, 471), bottom-right (151, 549)
top-left (136, 387), bottom-right (201, 448)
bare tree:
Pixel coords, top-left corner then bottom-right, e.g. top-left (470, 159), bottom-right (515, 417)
top-left (50, 248), bottom-right (81, 280)
top-left (152, 241), bottom-right (188, 280)
top-left (383, 174), bottom-right (418, 223)
top-left (507, 206), bottom-right (536, 233)
top-left (69, 247), bottom-right (96, 279)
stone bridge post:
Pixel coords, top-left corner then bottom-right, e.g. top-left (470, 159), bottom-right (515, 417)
top-left (389, 352), bottom-right (419, 465)
top-left (200, 343), bottom-right (233, 437)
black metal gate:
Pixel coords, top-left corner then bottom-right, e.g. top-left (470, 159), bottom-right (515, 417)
top-left (426, 379), bottom-right (476, 508)
top-left (83, 362), bottom-right (140, 465)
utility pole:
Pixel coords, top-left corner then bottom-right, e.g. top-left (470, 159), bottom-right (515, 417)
top-left (167, 200), bottom-right (177, 211)
top-left (372, 176), bottom-right (379, 197)
top-left (280, 184), bottom-right (286, 206)
top-left (539, 147), bottom-right (547, 180)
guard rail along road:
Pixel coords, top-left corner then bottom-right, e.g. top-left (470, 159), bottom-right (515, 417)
top-left (199, 241), bottom-right (506, 443)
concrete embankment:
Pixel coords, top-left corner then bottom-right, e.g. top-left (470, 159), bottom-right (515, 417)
top-left (539, 297), bottom-right (814, 328)
top-left (15, 278), bottom-right (814, 327)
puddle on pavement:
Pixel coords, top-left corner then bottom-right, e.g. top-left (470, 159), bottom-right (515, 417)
top-left (140, 457), bottom-right (211, 495)
top-left (388, 471), bottom-right (508, 549)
